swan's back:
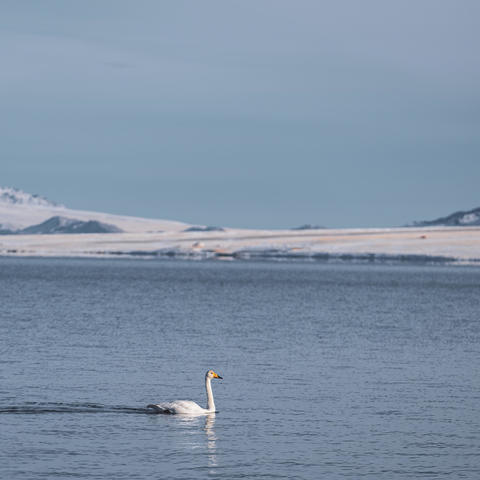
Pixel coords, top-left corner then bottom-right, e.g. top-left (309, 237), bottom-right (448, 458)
top-left (147, 400), bottom-right (207, 415)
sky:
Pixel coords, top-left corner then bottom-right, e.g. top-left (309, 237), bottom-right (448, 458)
top-left (1, 1), bottom-right (479, 228)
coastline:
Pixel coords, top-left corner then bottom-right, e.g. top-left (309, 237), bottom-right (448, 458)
top-left (1, 226), bottom-right (480, 265)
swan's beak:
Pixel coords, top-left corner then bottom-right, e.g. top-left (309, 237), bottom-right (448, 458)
top-left (213, 372), bottom-right (223, 379)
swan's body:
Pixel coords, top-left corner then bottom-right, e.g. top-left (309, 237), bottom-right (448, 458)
top-left (147, 370), bottom-right (223, 415)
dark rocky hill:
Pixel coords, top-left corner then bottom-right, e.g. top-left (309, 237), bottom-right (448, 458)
top-left (18, 216), bottom-right (123, 234)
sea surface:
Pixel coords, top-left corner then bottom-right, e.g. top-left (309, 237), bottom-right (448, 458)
top-left (1, 257), bottom-right (479, 479)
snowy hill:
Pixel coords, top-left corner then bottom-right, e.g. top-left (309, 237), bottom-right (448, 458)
top-left (413, 207), bottom-right (480, 227)
top-left (0, 187), bottom-right (188, 233)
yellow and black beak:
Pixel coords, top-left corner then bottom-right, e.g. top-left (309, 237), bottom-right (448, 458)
top-left (213, 372), bottom-right (223, 379)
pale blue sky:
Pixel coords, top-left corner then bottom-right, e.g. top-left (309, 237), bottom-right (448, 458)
top-left (1, 1), bottom-right (479, 228)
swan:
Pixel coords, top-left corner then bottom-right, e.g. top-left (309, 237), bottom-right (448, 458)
top-left (147, 370), bottom-right (223, 414)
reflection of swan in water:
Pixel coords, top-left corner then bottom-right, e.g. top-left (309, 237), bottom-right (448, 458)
top-left (171, 414), bottom-right (218, 468)
top-left (205, 414), bottom-right (218, 468)
top-left (147, 370), bottom-right (223, 414)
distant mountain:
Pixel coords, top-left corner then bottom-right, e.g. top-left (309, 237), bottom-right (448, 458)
top-left (0, 186), bottom-right (63, 208)
top-left (20, 216), bottom-right (123, 234)
top-left (413, 207), bottom-right (480, 227)
top-left (183, 225), bottom-right (225, 232)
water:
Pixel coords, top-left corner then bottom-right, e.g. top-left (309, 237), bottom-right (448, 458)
top-left (1, 257), bottom-right (479, 479)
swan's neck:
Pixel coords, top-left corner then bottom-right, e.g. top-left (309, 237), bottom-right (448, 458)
top-left (205, 376), bottom-right (215, 412)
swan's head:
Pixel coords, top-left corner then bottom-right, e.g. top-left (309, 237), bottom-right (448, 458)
top-left (206, 369), bottom-right (223, 380)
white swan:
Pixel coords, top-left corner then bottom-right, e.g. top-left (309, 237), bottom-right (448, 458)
top-left (147, 370), bottom-right (223, 414)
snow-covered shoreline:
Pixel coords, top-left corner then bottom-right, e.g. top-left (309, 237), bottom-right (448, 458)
top-left (1, 188), bottom-right (479, 264)
top-left (1, 226), bottom-right (480, 265)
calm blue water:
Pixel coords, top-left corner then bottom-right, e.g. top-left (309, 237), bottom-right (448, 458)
top-left (1, 257), bottom-right (479, 479)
